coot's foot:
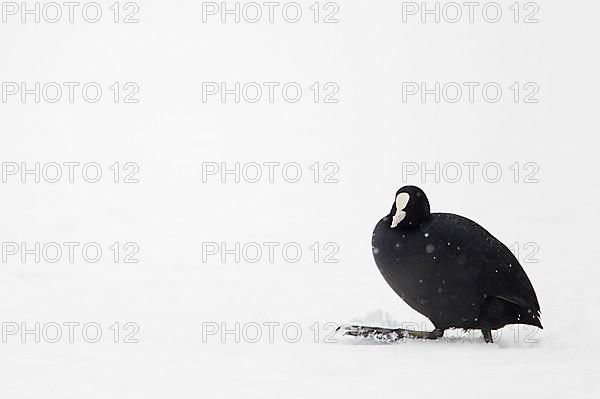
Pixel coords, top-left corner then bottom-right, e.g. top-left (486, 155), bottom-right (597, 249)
top-left (337, 325), bottom-right (445, 342)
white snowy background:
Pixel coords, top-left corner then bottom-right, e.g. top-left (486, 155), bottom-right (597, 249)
top-left (1, 0), bottom-right (599, 397)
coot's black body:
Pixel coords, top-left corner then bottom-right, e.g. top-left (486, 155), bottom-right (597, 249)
top-left (372, 186), bottom-right (542, 333)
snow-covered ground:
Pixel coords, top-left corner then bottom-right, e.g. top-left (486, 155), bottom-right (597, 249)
top-left (1, 0), bottom-right (599, 397)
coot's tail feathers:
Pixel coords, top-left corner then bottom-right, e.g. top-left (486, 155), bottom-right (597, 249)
top-left (483, 296), bottom-right (543, 330)
top-left (530, 315), bottom-right (543, 329)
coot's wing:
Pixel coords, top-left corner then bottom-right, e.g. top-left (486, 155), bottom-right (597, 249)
top-left (442, 213), bottom-right (541, 316)
top-left (480, 233), bottom-right (541, 315)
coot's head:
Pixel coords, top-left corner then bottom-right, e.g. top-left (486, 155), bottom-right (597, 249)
top-left (389, 186), bottom-right (430, 229)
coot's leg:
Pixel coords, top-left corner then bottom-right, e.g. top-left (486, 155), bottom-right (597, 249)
top-left (405, 328), bottom-right (445, 340)
top-left (337, 325), bottom-right (444, 341)
top-left (482, 328), bottom-right (494, 343)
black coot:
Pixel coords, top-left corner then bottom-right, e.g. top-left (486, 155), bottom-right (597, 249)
top-left (370, 186), bottom-right (542, 343)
